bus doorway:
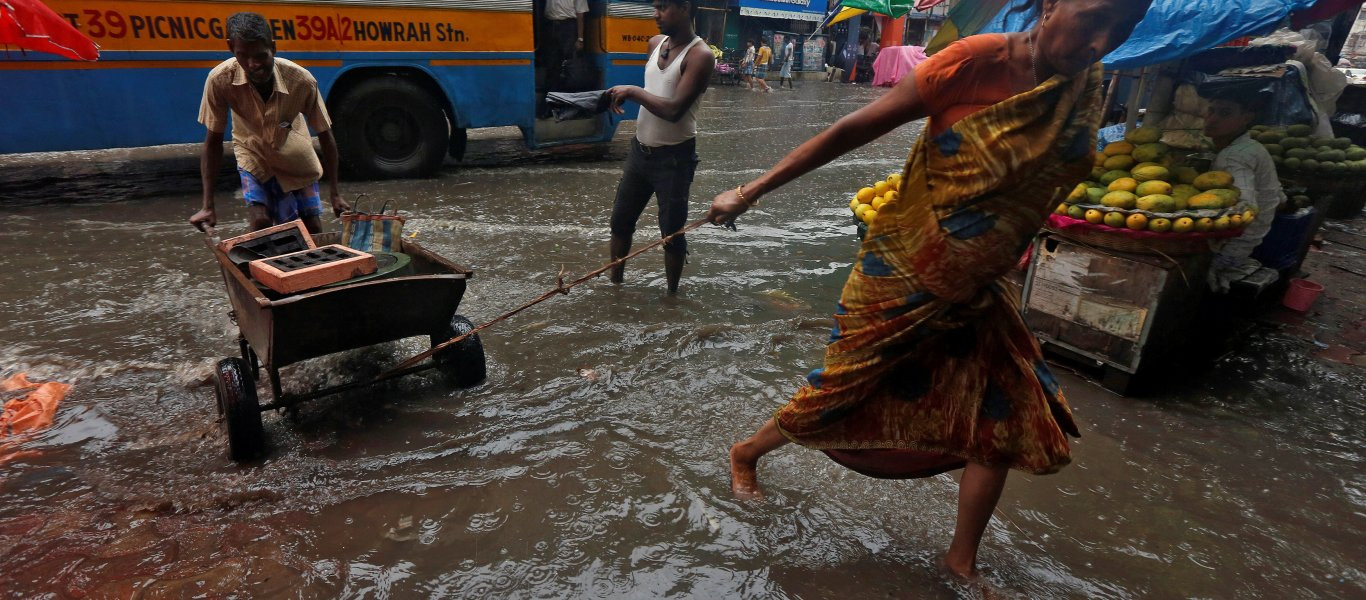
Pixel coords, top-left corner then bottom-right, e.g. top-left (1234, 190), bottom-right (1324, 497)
top-left (531, 0), bottom-right (609, 145)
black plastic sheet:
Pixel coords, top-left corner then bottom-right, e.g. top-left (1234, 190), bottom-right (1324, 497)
top-left (544, 90), bottom-right (610, 122)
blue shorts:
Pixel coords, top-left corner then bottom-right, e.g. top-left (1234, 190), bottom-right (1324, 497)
top-left (239, 169), bottom-right (322, 224)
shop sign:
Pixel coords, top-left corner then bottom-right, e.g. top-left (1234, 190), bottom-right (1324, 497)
top-left (738, 0), bottom-right (829, 23)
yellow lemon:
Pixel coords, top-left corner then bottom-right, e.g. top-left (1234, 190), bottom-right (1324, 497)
top-left (856, 187), bottom-right (876, 203)
top-left (1103, 211), bottom-right (1127, 228)
top-left (849, 198), bottom-right (861, 212)
top-left (862, 209), bottom-right (879, 223)
top-left (1213, 216), bottom-right (1231, 230)
top-left (887, 173), bottom-right (902, 187)
top-left (1194, 217), bottom-right (1214, 232)
top-left (1084, 209), bottom-right (1104, 224)
top-left (1172, 217), bottom-right (1195, 233)
top-left (873, 181), bottom-right (890, 197)
top-left (1126, 213), bottom-right (1149, 230)
top-left (855, 204), bottom-right (870, 219)
top-left (872, 196), bottom-right (887, 211)
top-left (884, 190), bottom-right (900, 203)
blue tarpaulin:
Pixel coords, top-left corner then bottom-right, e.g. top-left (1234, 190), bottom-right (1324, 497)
top-left (983, 0), bottom-right (1321, 69)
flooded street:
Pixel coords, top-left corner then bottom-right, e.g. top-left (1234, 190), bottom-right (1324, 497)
top-left (2, 83), bottom-right (1364, 598)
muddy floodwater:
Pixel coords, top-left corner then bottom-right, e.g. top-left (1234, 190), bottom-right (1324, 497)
top-left (2, 84), bottom-right (1363, 598)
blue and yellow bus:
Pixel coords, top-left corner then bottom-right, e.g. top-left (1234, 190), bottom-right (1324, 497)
top-left (0, 0), bottom-right (661, 177)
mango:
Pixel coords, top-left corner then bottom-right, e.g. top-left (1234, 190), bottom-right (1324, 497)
top-left (1135, 180), bottom-right (1172, 197)
top-left (1103, 141), bottom-right (1135, 156)
top-left (1065, 183), bottom-right (1089, 204)
top-left (1173, 166), bottom-right (1200, 184)
top-left (1103, 211), bottom-right (1127, 228)
top-left (1124, 125), bottom-right (1163, 145)
top-left (1187, 192), bottom-right (1224, 210)
top-left (1108, 177), bottom-right (1139, 193)
top-left (1101, 191), bottom-right (1137, 209)
top-left (1171, 184), bottom-right (1199, 200)
top-left (1132, 142), bottom-right (1169, 163)
top-left (1136, 194), bottom-right (1176, 212)
top-left (1208, 188), bottom-right (1240, 207)
top-left (1193, 171), bottom-right (1234, 191)
top-left (1099, 170), bottom-right (1132, 186)
top-left (1132, 165), bottom-right (1170, 182)
top-left (1086, 187), bottom-right (1107, 204)
top-left (1148, 217), bottom-right (1173, 233)
top-left (1091, 166), bottom-right (1107, 180)
top-left (1103, 155), bottom-right (1137, 171)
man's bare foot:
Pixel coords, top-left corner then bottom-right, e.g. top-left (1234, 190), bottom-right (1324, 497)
top-left (729, 442), bottom-right (764, 500)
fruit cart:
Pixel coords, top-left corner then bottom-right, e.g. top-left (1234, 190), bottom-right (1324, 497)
top-left (210, 229), bottom-right (486, 461)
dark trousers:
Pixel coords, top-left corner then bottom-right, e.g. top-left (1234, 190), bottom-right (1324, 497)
top-left (542, 18), bottom-right (577, 91)
top-left (610, 138), bottom-right (699, 255)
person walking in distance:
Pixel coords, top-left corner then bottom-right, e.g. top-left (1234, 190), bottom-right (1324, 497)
top-left (740, 40), bottom-right (756, 88)
top-left (605, 0), bottom-right (715, 295)
top-left (189, 11), bottom-right (348, 233)
top-left (753, 39), bottom-right (774, 92)
top-left (710, 0), bottom-right (1153, 581)
top-left (778, 36), bottom-right (796, 90)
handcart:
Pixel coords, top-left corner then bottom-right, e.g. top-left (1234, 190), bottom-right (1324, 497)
top-left (210, 230), bottom-right (486, 461)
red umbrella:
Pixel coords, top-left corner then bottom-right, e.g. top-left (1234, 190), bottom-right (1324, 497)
top-left (914, 0), bottom-right (950, 9)
top-left (0, 0), bottom-right (99, 61)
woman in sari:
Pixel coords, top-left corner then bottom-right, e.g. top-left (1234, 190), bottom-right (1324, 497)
top-left (707, 0), bottom-right (1153, 578)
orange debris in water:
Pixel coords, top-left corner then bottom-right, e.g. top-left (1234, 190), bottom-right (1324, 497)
top-left (2, 373), bottom-right (70, 436)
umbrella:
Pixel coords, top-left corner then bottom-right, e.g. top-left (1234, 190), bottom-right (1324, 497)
top-left (839, 0), bottom-right (918, 17)
top-left (0, 0), bottom-right (99, 61)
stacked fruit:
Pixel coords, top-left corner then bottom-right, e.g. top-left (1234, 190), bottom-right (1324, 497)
top-left (1253, 123), bottom-right (1366, 178)
top-left (849, 172), bottom-right (903, 225)
top-left (1056, 125), bottom-right (1257, 233)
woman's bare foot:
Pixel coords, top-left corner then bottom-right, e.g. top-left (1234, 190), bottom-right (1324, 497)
top-left (937, 556), bottom-right (1000, 599)
top-left (729, 442), bottom-right (764, 500)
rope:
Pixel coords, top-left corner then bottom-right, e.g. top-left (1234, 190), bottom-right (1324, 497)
top-left (374, 216), bottom-right (714, 382)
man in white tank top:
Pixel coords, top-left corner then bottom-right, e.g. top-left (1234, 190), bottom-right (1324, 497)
top-left (602, 0), bottom-right (715, 294)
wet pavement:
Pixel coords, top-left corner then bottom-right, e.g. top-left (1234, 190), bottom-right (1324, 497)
top-left (2, 82), bottom-right (1364, 598)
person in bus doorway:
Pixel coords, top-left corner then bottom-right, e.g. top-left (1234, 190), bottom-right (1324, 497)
top-left (752, 39), bottom-right (774, 92)
top-left (543, 0), bottom-right (589, 91)
top-left (604, 0), bottom-right (715, 295)
top-left (1200, 89), bottom-right (1285, 293)
top-left (189, 12), bottom-right (347, 234)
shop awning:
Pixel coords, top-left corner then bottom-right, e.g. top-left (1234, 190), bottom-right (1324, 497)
top-left (933, 0), bottom-right (1323, 69)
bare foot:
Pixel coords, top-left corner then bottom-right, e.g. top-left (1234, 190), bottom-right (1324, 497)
top-left (937, 556), bottom-right (1000, 599)
top-left (728, 442), bottom-right (765, 500)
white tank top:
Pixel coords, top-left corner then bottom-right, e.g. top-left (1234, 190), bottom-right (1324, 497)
top-left (636, 36), bottom-right (704, 147)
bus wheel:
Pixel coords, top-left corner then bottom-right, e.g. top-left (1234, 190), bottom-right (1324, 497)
top-left (335, 77), bottom-right (448, 179)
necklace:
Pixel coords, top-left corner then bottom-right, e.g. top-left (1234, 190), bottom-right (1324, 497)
top-left (1028, 30), bottom-right (1039, 85)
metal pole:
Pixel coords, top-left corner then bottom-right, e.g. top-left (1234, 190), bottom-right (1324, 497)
top-left (1125, 66), bottom-right (1149, 130)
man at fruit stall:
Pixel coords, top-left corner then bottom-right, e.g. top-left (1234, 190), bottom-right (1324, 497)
top-left (188, 12), bottom-right (349, 234)
top-left (1200, 88), bottom-right (1286, 293)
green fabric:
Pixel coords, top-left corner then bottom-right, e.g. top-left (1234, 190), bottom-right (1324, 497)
top-left (925, 0), bottom-right (1010, 55)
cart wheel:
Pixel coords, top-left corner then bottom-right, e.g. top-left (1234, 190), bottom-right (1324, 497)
top-left (214, 358), bottom-right (266, 461)
top-left (431, 314), bottom-right (486, 388)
